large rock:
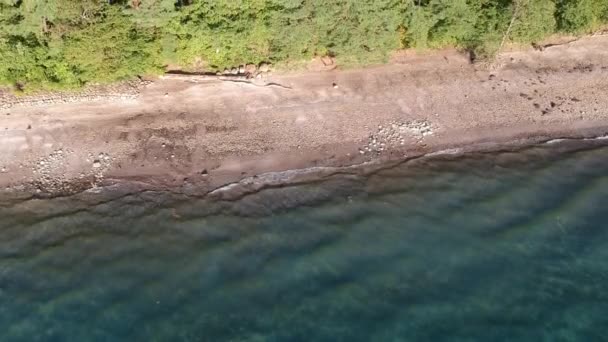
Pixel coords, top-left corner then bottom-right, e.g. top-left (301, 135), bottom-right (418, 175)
top-left (258, 63), bottom-right (271, 73)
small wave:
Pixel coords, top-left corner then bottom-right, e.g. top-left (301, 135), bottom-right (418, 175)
top-left (425, 148), bottom-right (464, 157)
top-left (545, 134), bottom-right (608, 145)
top-left (585, 134), bottom-right (608, 140)
top-left (209, 183), bottom-right (241, 195)
top-left (545, 138), bottom-right (567, 144)
top-left (209, 162), bottom-right (378, 196)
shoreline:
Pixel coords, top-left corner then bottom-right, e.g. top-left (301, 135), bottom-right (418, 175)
top-left (206, 131), bottom-right (608, 201)
top-left (2, 129), bottom-right (608, 206)
top-left (1, 35), bottom-right (608, 200)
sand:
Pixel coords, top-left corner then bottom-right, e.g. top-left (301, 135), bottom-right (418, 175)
top-left (1, 35), bottom-right (608, 198)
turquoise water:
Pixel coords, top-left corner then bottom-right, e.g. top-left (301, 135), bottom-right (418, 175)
top-left (1, 141), bottom-right (608, 341)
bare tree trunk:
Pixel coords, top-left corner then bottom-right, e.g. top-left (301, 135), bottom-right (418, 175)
top-left (498, 1), bottom-right (522, 54)
top-left (491, 0), bottom-right (525, 68)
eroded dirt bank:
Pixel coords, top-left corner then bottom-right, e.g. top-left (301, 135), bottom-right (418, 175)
top-left (1, 35), bottom-right (608, 199)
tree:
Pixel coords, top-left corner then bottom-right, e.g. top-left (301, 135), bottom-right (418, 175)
top-left (125, 0), bottom-right (178, 28)
top-left (62, 6), bottom-right (162, 84)
top-left (557, 0), bottom-right (608, 32)
top-left (511, 0), bottom-right (557, 43)
top-left (1, 0), bottom-right (607, 91)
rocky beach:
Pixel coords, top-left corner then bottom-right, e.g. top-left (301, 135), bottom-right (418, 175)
top-left (1, 35), bottom-right (608, 199)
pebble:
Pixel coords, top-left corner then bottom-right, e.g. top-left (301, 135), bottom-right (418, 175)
top-left (1, 80), bottom-right (144, 110)
top-left (359, 119), bottom-right (436, 155)
top-left (92, 161), bottom-right (102, 168)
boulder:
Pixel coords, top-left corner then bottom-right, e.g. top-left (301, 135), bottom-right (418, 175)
top-left (258, 63), bottom-right (271, 73)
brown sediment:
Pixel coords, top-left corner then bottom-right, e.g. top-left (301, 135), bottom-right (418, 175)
top-left (1, 35), bottom-right (608, 199)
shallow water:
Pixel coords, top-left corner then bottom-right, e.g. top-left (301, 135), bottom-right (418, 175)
top-left (1, 141), bottom-right (608, 341)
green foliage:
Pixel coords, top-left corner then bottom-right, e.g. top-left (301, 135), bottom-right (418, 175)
top-left (557, 0), bottom-right (608, 32)
top-left (167, 0), bottom-right (407, 68)
top-left (62, 6), bottom-right (163, 84)
top-left (170, 0), bottom-right (273, 69)
top-left (266, 0), bottom-right (408, 65)
top-left (1, 0), bottom-right (607, 91)
top-left (125, 0), bottom-right (178, 28)
top-left (402, 0), bottom-right (512, 57)
top-left (426, 0), bottom-right (480, 47)
top-left (0, 2), bottom-right (162, 91)
top-left (511, 0), bottom-right (557, 43)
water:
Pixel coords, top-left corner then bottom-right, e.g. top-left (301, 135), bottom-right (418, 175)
top-left (1, 141), bottom-right (608, 341)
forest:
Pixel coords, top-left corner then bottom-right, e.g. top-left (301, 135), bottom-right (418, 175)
top-left (1, 0), bottom-right (607, 91)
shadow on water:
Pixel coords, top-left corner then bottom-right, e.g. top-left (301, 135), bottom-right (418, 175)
top-left (1, 140), bottom-right (608, 341)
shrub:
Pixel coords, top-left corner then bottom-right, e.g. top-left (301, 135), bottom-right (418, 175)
top-left (557, 0), bottom-right (608, 32)
top-left (1, 0), bottom-right (607, 91)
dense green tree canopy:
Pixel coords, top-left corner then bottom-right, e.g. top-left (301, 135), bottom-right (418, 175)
top-left (0, 0), bottom-right (606, 91)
